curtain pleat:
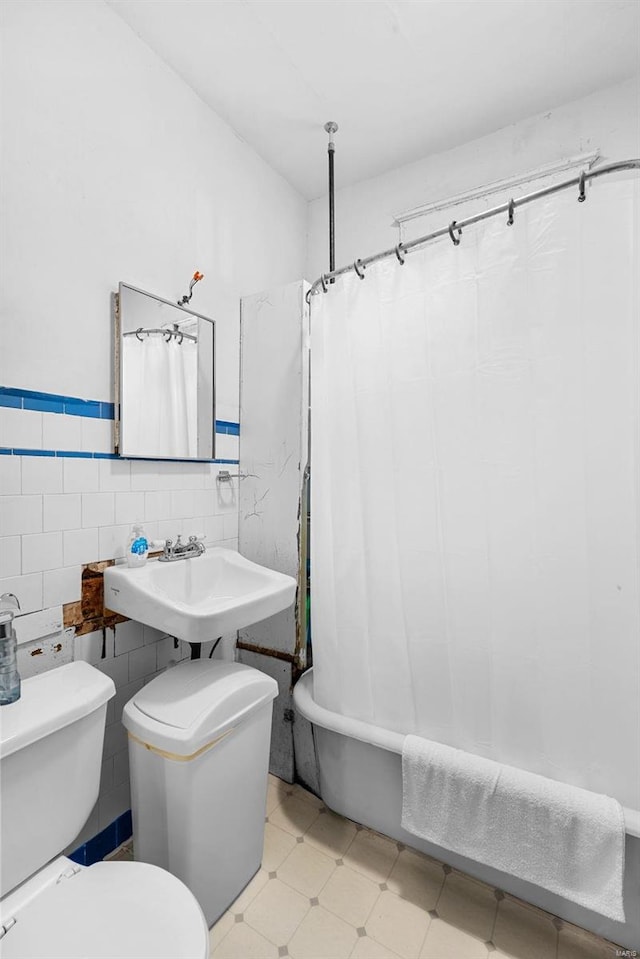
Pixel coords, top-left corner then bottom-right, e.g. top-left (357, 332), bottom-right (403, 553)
top-left (310, 178), bottom-right (640, 809)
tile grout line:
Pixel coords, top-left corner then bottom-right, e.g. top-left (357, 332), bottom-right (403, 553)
top-left (310, 824), bottom-right (415, 955)
top-left (433, 867), bottom-right (448, 911)
top-left (266, 792), bottom-right (399, 947)
top-left (263, 783), bottom-right (621, 959)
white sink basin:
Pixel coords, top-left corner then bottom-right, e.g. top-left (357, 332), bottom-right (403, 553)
top-left (104, 548), bottom-right (297, 642)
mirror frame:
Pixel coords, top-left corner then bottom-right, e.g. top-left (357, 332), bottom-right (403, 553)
top-left (113, 282), bottom-right (216, 461)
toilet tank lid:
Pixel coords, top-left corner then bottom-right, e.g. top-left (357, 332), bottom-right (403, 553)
top-left (123, 660), bottom-right (278, 753)
top-left (0, 662), bottom-right (115, 759)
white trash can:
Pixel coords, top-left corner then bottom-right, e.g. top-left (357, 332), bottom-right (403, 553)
top-left (123, 659), bottom-right (278, 927)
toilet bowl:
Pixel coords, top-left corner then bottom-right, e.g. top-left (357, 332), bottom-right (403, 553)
top-left (0, 662), bottom-right (208, 959)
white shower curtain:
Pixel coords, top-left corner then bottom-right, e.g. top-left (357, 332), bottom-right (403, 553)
top-left (122, 335), bottom-right (198, 458)
top-left (310, 176), bottom-right (640, 810)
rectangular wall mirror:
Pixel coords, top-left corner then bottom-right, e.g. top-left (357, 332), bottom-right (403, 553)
top-left (114, 283), bottom-right (215, 460)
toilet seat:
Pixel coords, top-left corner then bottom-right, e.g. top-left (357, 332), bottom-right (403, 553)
top-left (0, 860), bottom-right (209, 959)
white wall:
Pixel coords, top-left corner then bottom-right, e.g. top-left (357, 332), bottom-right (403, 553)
top-left (238, 281), bottom-right (310, 783)
top-left (0, 0), bottom-right (306, 848)
top-left (0, 0), bottom-right (306, 406)
top-left (306, 77), bottom-right (640, 281)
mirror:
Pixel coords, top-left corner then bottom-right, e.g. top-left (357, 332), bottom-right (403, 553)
top-left (114, 283), bottom-right (215, 460)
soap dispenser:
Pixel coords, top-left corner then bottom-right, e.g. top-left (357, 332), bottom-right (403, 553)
top-left (127, 523), bottom-right (149, 568)
top-left (0, 592), bottom-right (21, 705)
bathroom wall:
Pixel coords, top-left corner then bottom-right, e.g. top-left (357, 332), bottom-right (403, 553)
top-left (306, 77), bottom-right (639, 280)
top-left (238, 280), bottom-right (310, 784)
top-left (0, 0), bottom-right (306, 849)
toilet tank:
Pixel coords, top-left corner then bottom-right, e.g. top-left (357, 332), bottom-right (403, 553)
top-left (0, 662), bottom-right (115, 896)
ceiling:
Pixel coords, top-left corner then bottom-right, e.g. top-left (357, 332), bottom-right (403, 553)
top-left (107, 0), bottom-right (640, 200)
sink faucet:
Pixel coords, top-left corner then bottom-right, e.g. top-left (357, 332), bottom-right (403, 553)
top-left (158, 535), bottom-right (206, 563)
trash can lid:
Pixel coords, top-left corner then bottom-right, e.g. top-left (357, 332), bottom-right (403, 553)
top-left (123, 660), bottom-right (278, 754)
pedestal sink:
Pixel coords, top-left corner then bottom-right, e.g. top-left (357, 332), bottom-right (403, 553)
top-left (104, 548), bottom-right (296, 642)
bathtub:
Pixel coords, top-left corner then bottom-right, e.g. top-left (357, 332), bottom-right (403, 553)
top-left (293, 667), bottom-right (640, 949)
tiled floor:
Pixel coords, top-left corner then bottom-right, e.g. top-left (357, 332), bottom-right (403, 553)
top-left (108, 777), bottom-right (622, 959)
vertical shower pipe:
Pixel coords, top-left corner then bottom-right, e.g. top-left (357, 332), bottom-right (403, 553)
top-left (324, 122), bottom-right (338, 282)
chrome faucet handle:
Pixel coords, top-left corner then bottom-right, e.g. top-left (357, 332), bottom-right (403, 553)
top-left (187, 534), bottom-right (206, 554)
top-left (175, 534), bottom-right (183, 549)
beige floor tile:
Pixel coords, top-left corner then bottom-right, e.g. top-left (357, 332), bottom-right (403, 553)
top-left (262, 822), bottom-right (297, 872)
top-left (289, 905), bottom-right (359, 959)
top-left (557, 925), bottom-right (621, 959)
top-left (277, 841), bottom-right (336, 898)
top-left (209, 911), bottom-right (234, 952)
top-left (228, 869), bottom-right (270, 915)
top-left (269, 795), bottom-right (322, 838)
top-left (365, 889), bottom-right (431, 959)
top-left (436, 872), bottom-right (497, 942)
top-left (343, 829), bottom-right (399, 883)
top-left (244, 878), bottom-right (310, 946)
top-left (266, 780), bottom-right (283, 815)
top-left (386, 848), bottom-right (445, 910)
top-left (350, 936), bottom-right (403, 959)
top-left (305, 809), bottom-right (359, 858)
top-left (493, 898), bottom-right (558, 959)
top-left (319, 864), bottom-right (381, 928)
top-left (210, 920), bottom-right (279, 959)
top-left (420, 918), bottom-right (489, 959)
top-left (270, 774), bottom-right (294, 801)
top-left (105, 841), bottom-right (134, 861)
top-left (289, 782), bottom-right (325, 809)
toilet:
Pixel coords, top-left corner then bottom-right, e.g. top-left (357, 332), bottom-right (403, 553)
top-left (0, 661), bottom-right (209, 959)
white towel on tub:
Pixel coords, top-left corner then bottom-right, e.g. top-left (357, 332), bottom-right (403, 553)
top-left (401, 735), bottom-right (625, 922)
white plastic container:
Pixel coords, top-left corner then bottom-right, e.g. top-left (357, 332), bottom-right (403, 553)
top-left (123, 660), bottom-right (278, 927)
top-left (126, 523), bottom-right (148, 568)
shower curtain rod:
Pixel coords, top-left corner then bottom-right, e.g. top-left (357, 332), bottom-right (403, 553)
top-left (123, 325), bottom-right (197, 344)
top-left (306, 158), bottom-right (640, 302)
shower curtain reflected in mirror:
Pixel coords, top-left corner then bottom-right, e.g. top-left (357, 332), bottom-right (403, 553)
top-left (310, 177), bottom-right (640, 810)
top-left (121, 333), bottom-right (198, 458)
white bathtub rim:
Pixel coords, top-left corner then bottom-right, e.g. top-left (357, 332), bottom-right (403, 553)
top-left (293, 667), bottom-right (640, 840)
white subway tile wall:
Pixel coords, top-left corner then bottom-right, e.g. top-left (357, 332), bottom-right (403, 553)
top-left (0, 407), bottom-right (42, 448)
top-left (21, 456), bottom-right (63, 495)
top-left (43, 493), bottom-right (82, 532)
top-left (82, 492), bottom-right (116, 529)
top-left (42, 411), bottom-right (83, 451)
top-left (0, 455), bottom-right (21, 494)
top-left (1, 402), bottom-right (241, 853)
top-left (43, 565), bottom-right (83, 607)
top-left (0, 536), bottom-right (21, 577)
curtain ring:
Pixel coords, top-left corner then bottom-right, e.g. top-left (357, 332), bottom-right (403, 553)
top-left (578, 171), bottom-right (586, 203)
top-left (320, 274), bottom-right (328, 293)
top-left (135, 328), bottom-right (144, 342)
top-left (353, 259), bottom-right (365, 279)
top-left (507, 199), bottom-right (515, 226)
top-left (448, 221), bottom-right (461, 246)
top-left (395, 243), bottom-right (406, 265)
top-left (305, 287), bottom-right (313, 305)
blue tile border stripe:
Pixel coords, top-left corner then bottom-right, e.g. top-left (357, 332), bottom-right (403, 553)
top-left (69, 809), bottom-right (133, 867)
top-left (0, 447), bottom-right (239, 465)
top-left (216, 420), bottom-right (240, 436)
top-left (0, 387), bottom-right (238, 436)
top-left (0, 388), bottom-right (115, 420)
